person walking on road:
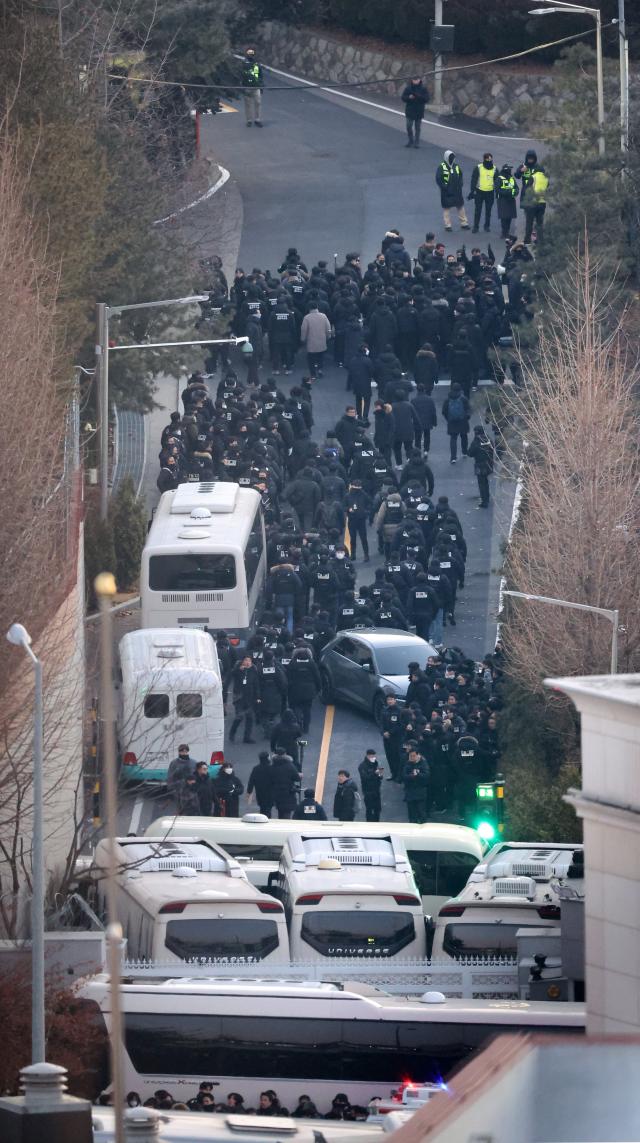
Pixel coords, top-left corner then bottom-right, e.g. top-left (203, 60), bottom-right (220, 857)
top-left (346, 477), bottom-right (372, 563)
top-left (167, 744), bottom-right (196, 802)
top-left (442, 382), bottom-right (471, 463)
top-left (229, 656), bottom-right (259, 743)
top-left (333, 770), bottom-right (360, 822)
top-left (494, 163), bottom-right (518, 240)
top-left (436, 151), bottom-right (470, 233)
top-left (286, 647), bottom-right (321, 733)
top-left (401, 76), bottom-right (429, 148)
top-left (381, 692), bottom-right (404, 781)
top-left (300, 303), bottom-right (332, 377)
top-left (403, 748), bottom-right (431, 824)
top-left (292, 787), bottom-right (328, 820)
top-left (241, 47), bottom-right (264, 126)
top-left (469, 152), bottom-right (497, 233)
top-left (523, 162), bottom-right (549, 246)
top-left (270, 747), bottom-right (301, 818)
top-left (247, 751), bottom-right (275, 817)
top-left (214, 762), bottom-right (244, 817)
top-left (194, 760), bottom-right (216, 816)
top-left (467, 424), bottom-right (495, 508)
top-left (358, 749), bottom-right (384, 821)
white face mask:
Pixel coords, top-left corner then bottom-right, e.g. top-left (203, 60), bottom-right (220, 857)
top-left (223, 767), bottom-right (233, 774)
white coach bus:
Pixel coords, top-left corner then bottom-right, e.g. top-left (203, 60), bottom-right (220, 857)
top-left (140, 482), bottom-right (266, 642)
top-left (91, 838), bottom-right (289, 964)
top-left (81, 976), bottom-right (585, 1111)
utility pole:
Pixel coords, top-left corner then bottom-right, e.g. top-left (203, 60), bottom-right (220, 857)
top-left (96, 302), bottom-right (109, 521)
top-left (618, 0), bottom-right (629, 154)
top-left (433, 0), bottom-right (444, 110)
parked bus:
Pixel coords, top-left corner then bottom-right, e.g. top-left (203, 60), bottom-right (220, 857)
top-left (117, 628), bottom-right (224, 783)
top-left (81, 976), bottom-right (585, 1111)
top-left (91, 837), bottom-right (289, 964)
top-left (145, 815), bottom-right (485, 915)
top-left (267, 834), bottom-right (428, 961)
top-left (140, 482), bottom-right (266, 642)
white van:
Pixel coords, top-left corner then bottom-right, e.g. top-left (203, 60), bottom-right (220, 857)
top-left (268, 834), bottom-right (428, 961)
top-left (117, 628), bottom-right (224, 783)
top-left (92, 837), bottom-right (290, 964)
top-left (431, 842), bottom-right (584, 960)
top-left (144, 814), bottom-right (485, 915)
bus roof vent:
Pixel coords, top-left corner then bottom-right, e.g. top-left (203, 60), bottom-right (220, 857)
top-left (154, 645), bottom-right (184, 660)
top-left (170, 482), bottom-right (239, 515)
top-left (510, 861), bottom-right (551, 879)
top-left (113, 840), bottom-right (246, 878)
top-left (492, 876), bottom-right (536, 899)
top-left (191, 507), bottom-right (212, 520)
top-left (170, 865), bottom-right (199, 878)
top-left (178, 528), bottom-right (210, 540)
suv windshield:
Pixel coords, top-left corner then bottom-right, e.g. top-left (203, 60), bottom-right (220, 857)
top-left (301, 911), bottom-right (416, 957)
top-left (375, 644), bottom-right (425, 677)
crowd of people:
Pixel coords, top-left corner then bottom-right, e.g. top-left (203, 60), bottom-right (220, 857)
top-left (121, 1086), bottom-right (371, 1120)
top-left (155, 231), bottom-right (516, 827)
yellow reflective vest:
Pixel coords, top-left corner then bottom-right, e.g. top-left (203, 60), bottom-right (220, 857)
top-left (496, 175), bottom-right (517, 198)
top-left (531, 169), bottom-right (549, 202)
top-left (476, 163), bottom-right (496, 192)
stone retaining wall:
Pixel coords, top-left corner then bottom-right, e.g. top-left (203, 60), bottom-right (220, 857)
top-left (256, 21), bottom-right (632, 129)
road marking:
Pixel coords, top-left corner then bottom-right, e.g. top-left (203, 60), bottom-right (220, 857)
top-left (153, 165), bottom-right (231, 225)
top-left (128, 796), bottom-right (144, 835)
top-left (254, 60), bottom-right (533, 143)
top-left (217, 101), bottom-right (238, 113)
top-left (314, 704), bottom-right (335, 804)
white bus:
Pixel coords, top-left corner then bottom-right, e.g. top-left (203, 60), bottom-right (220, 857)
top-left (140, 482), bottom-right (266, 642)
top-left (91, 838), bottom-right (289, 964)
top-left (145, 815), bottom-right (485, 915)
top-left (81, 976), bottom-right (585, 1111)
top-left (117, 628), bottom-right (224, 783)
top-left (268, 835), bottom-right (428, 961)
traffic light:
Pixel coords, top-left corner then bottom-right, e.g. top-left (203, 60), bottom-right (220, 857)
top-left (474, 776), bottom-right (505, 841)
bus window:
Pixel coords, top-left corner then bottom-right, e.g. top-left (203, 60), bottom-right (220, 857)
top-left (244, 509), bottom-right (264, 594)
top-left (341, 1021), bottom-right (398, 1081)
top-left (149, 554), bottom-right (237, 592)
top-left (176, 693), bottom-right (203, 718)
top-left (407, 850), bottom-right (478, 899)
top-left (222, 843), bottom-right (283, 862)
top-left (165, 919), bottom-right (280, 962)
top-left (143, 694), bottom-right (169, 719)
top-left (300, 911), bottom-right (416, 957)
top-left (220, 1016), bottom-right (342, 1080)
top-left (125, 1013), bottom-right (222, 1077)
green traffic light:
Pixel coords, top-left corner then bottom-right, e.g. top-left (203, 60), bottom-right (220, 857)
top-left (476, 820), bottom-right (496, 842)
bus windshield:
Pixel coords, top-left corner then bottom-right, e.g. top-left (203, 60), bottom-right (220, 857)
top-left (301, 912), bottom-right (416, 957)
top-left (165, 919), bottom-right (279, 962)
top-left (149, 554), bottom-right (237, 592)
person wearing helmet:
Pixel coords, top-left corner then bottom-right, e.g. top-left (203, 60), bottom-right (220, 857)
top-left (494, 163), bottom-right (518, 240)
top-left (241, 47), bottom-right (264, 127)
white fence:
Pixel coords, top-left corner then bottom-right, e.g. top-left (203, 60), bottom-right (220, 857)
top-left (123, 957), bottom-right (519, 998)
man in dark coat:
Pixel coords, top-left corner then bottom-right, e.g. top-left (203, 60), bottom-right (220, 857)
top-left (391, 392), bottom-right (422, 467)
top-left (247, 751), bottom-right (275, 817)
top-left (194, 761), bottom-right (215, 816)
top-left (467, 424), bottom-right (495, 508)
top-left (229, 656), bottom-right (259, 743)
top-left (270, 747), bottom-right (301, 818)
top-left (333, 770), bottom-right (359, 822)
top-left (403, 749), bottom-right (430, 823)
top-left (410, 384), bottom-right (438, 452)
top-left (213, 763), bottom-right (244, 817)
top-left (284, 467), bottom-right (321, 531)
top-left (292, 788), bottom-right (328, 820)
top-left (286, 647), bottom-right (321, 733)
top-left (358, 749), bottom-right (384, 821)
top-left (347, 345), bottom-right (375, 421)
top-left (401, 76), bottom-right (429, 147)
top-left (436, 150), bottom-right (470, 232)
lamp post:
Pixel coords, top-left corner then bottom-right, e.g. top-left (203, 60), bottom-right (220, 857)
top-left (95, 294), bottom-right (247, 520)
top-left (5, 624), bottom-right (45, 1064)
top-left (616, 0), bottom-right (629, 154)
top-left (529, 1), bottom-right (605, 157)
top-left (502, 590), bottom-right (619, 674)
top-left (433, 0), bottom-right (444, 110)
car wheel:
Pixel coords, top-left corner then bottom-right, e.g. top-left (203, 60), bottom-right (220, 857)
top-left (320, 668), bottom-right (335, 705)
top-left (373, 692), bottom-right (386, 728)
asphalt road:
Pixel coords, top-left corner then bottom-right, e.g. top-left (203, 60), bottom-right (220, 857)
top-left (116, 74), bottom-right (523, 836)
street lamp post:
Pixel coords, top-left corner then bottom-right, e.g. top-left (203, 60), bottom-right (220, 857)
top-left (529, 1), bottom-right (605, 157)
top-left (433, 0), bottom-right (444, 110)
top-left (6, 624), bottom-right (45, 1064)
top-left (95, 294), bottom-right (246, 520)
top-left (502, 590), bottom-right (620, 674)
top-left (617, 0), bottom-right (629, 154)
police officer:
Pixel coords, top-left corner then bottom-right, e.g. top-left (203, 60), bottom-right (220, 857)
top-left (241, 47), bottom-right (264, 127)
top-left (292, 787), bottom-right (328, 820)
top-left (436, 150), bottom-right (470, 233)
top-left (346, 478), bottom-right (372, 563)
top-left (469, 152), bottom-right (497, 233)
top-left (229, 656), bottom-right (259, 744)
top-left (380, 691), bottom-right (404, 781)
top-left (406, 571), bottom-right (440, 641)
top-left (494, 163), bottom-right (518, 240)
top-left (358, 749), bottom-right (384, 821)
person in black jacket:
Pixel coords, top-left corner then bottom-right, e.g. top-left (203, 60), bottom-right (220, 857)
top-left (467, 424), bottom-right (495, 509)
top-left (286, 647), bottom-right (321, 732)
top-left (442, 383), bottom-right (471, 463)
top-left (213, 763), bottom-right (244, 817)
top-left (401, 77), bottom-right (429, 147)
top-left (247, 751), bottom-right (275, 816)
top-left (373, 400), bottom-right (395, 465)
top-left (358, 749), bottom-right (384, 821)
top-left (347, 345), bottom-right (375, 420)
top-left (400, 449), bottom-right (434, 497)
top-left (256, 650), bottom-right (288, 737)
top-left (194, 761), bottom-right (215, 816)
top-left (270, 708), bottom-right (303, 769)
top-left (229, 657), bottom-right (259, 743)
top-left (333, 770), bottom-right (359, 821)
top-left (391, 392), bottom-right (422, 467)
top-left (334, 406), bottom-right (359, 466)
top-left (284, 467), bottom-right (321, 531)
top-left (346, 478), bottom-right (372, 562)
top-left (270, 747), bottom-right (301, 818)
top-left (410, 384), bottom-right (438, 454)
top-left (266, 563), bottom-right (304, 633)
top-left (292, 787), bottom-right (328, 820)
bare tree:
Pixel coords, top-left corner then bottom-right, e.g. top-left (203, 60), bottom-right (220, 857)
top-left (504, 241), bottom-right (640, 692)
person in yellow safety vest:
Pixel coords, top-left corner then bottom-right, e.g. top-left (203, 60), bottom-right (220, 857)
top-left (435, 150), bottom-right (470, 233)
top-left (241, 47), bottom-right (264, 127)
top-left (468, 152), bottom-right (497, 233)
top-left (494, 163), bottom-right (518, 240)
top-left (523, 165), bottom-right (549, 245)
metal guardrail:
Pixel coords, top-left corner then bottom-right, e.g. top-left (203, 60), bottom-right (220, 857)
top-left (122, 957), bottom-right (519, 998)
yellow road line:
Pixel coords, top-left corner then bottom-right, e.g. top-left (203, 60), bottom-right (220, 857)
top-left (314, 704), bottom-right (335, 804)
top-left (343, 521), bottom-right (351, 555)
top-left (218, 101), bottom-right (238, 113)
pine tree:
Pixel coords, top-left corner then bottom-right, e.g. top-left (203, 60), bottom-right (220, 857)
top-left (110, 477), bottom-right (148, 592)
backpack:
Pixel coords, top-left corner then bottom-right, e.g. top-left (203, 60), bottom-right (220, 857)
top-left (447, 395), bottom-right (465, 421)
